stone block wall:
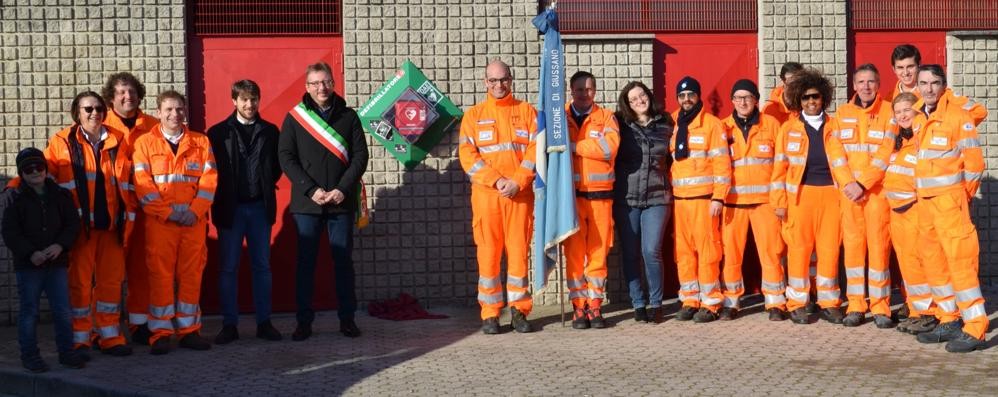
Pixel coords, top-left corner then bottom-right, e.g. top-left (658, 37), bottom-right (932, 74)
top-left (0, 0), bottom-right (187, 324)
top-left (948, 32), bottom-right (998, 282)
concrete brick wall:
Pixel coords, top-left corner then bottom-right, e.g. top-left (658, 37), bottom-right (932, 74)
top-left (0, 0), bottom-right (187, 324)
top-left (759, 0), bottom-right (848, 111)
top-left (948, 32), bottom-right (998, 282)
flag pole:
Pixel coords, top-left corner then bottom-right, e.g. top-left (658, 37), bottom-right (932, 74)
top-left (557, 243), bottom-right (565, 326)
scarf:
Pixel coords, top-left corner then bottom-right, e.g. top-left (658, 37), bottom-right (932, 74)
top-left (674, 101), bottom-right (702, 160)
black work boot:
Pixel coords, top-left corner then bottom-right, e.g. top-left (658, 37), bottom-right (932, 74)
top-left (101, 344), bottom-right (133, 357)
top-left (634, 307), bottom-right (649, 323)
top-left (945, 332), bottom-right (986, 353)
top-left (589, 306), bottom-right (607, 329)
top-left (74, 346), bottom-right (92, 362)
top-left (821, 307), bottom-right (844, 324)
top-left (767, 308), bottom-right (787, 321)
top-left (842, 312), bottom-right (864, 327)
top-left (481, 317), bottom-right (500, 335)
top-left (150, 337), bottom-right (171, 355)
top-left (215, 325), bottom-right (240, 345)
top-left (718, 307), bottom-right (738, 321)
top-left (131, 324), bottom-right (152, 346)
top-left (179, 333), bottom-right (212, 351)
top-left (511, 307), bottom-right (533, 333)
top-left (790, 308), bottom-right (810, 325)
top-left (873, 314), bottom-right (895, 329)
top-left (257, 321), bottom-right (283, 341)
top-left (675, 306), bottom-right (697, 321)
top-left (572, 306), bottom-right (590, 330)
top-left (692, 308), bottom-right (718, 323)
top-left (917, 320), bottom-right (963, 344)
top-left (805, 301), bottom-right (819, 315)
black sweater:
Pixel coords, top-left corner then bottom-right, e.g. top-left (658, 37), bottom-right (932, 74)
top-left (2, 180), bottom-right (80, 270)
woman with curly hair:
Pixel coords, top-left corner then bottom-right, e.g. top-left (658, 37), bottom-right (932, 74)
top-left (771, 68), bottom-right (862, 324)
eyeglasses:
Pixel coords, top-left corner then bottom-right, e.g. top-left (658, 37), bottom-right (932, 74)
top-left (802, 93), bottom-right (822, 101)
top-left (487, 77), bottom-right (512, 85)
top-left (677, 92), bottom-right (698, 100)
top-left (306, 79), bottom-right (333, 88)
top-left (732, 95), bottom-right (756, 103)
top-left (81, 106), bottom-right (107, 113)
top-left (21, 164), bottom-right (46, 174)
top-left (628, 93), bottom-right (649, 105)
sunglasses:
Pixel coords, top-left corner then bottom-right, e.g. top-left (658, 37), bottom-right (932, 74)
top-left (802, 93), bottom-right (822, 101)
top-left (81, 106), bottom-right (107, 113)
top-left (21, 164), bottom-right (46, 174)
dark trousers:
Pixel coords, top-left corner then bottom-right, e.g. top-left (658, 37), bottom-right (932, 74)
top-left (293, 212), bottom-right (356, 324)
top-left (217, 201), bottom-right (273, 326)
top-left (17, 267), bottom-right (73, 359)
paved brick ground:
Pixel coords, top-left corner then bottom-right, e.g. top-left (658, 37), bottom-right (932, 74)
top-left (1, 289), bottom-right (996, 397)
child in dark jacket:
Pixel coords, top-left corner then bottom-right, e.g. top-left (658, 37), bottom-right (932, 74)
top-left (1, 147), bottom-right (86, 372)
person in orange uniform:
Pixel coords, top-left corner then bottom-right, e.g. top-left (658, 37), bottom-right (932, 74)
top-left (890, 44), bottom-right (922, 101)
top-left (762, 62), bottom-right (804, 126)
top-left (564, 71), bottom-right (619, 330)
top-left (878, 93), bottom-right (940, 335)
top-left (719, 79), bottom-right (786, 321)
top-left (458, 60), bottom-right (538, 335)
top-left (670, 76), bottom-right (731, 323)
top-left (101, 72), bottom-right (159, 345)
top-left (911, 65), bottom-right (988, 353)
top-left (834, 64), bottom-right (896, 329)
top-left (132, 91), bottom-right (217, 354)
top-left (772, 68), bottom-right (859, 325)
top-left (44, 91), bottom-right (132, 358)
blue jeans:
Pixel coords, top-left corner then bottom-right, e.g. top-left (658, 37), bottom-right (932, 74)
top-left (218, 201), bottom-right (273, 326)
top-left (613, 204), bottom-right (670, 309)
top-left (17, 267), bottom-right (73, 359)
top-left (293, 212), bottom-right (356, 323)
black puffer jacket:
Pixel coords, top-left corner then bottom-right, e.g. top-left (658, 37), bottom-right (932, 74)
top-left (613, 113), bottom-right (673, 207)
top-left (278, 92), bottom-right (369, 215)
top-left (2, 179), bottom-right (80, 270)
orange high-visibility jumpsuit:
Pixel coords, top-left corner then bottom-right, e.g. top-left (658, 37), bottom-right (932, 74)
top-left (458, 93), bottom-right (537, 320)
top-left (670, 107), bottom-right (731, 313)
top-left (132, 125), bottom-right (217, 343)
top-left (762, 86), bottom-right (795, 126)
top-left (834, 95), bottom-right (895, 317)
top-left (43, 124), bottom-right (129, 349)
top-left (772, 115), bottom-right (852, 311)
top-left (890, 82), bottom-right (922, 102)
top-left (877, 118), bottom-right (936, 319)
top-left (564, 103), bottom-right (619, 310)
top-left (720, 113), bottom-right (785, 310)
top-left (915, 88), bottom-right (987, 127)
top-left (105, 110), bottom-right (158, 331)
top-left (914, 90), bottom-right (988, 341)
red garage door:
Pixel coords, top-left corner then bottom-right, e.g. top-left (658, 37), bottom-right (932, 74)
top-left (187, 36), bottom-right (345, 314)
top-left (849, 31), bottom-right (946, 98)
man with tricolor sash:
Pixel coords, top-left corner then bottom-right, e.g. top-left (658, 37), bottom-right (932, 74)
top-left (279, 61), bottom-right (369, 341)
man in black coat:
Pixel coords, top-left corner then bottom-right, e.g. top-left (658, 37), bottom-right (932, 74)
top-left (207, 80), bottom-right (283, 344)
top-left (278, 62), bottom-right (369, 340)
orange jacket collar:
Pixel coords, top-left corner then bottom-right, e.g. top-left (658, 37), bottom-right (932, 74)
top-left (486, 93), bottom-right (518, 107)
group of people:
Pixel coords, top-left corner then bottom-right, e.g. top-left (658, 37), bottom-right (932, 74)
top-left (460, 44), bottom-right (989, 354)
top-left (3, 62), bottom-right (369, 372)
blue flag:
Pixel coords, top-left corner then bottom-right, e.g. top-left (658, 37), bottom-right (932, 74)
top-left (532, 8), bottom-right (578, 291)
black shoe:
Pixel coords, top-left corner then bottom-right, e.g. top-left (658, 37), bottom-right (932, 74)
top-left (895, 304), bottom-right (910, 322)
top-left (945, 332), bottom-right (986, 353)
top-left (215, 325), bottom-right (240, 344)
top-left (179, 333), bottom-right (212, 351)
top-left (790, 308), bottom-right (810, 324)
top-left (101, 344), bottom-right (133, 357)
top-left (292, 323), bottom-right (313, 341)
top-left (692, 308), bottom-right (718, 323)
top-left (805, 301), bottom-right (819, 315)
top-left (58, 351), bottom-right (85, 369)
top-left (22, 355), bottom-right (49, 373)
top-left (481, 317), bottom-right (500, 335)
top-left (768, 308), bottom-right (787, 321)
top-left (340, 319), bottom-right (361, 338)
top-left (907, 316), bottom-right (939, 335)
top-left (675, 306), bottom-right (697, 321)
top-left (718, 307), bottom-right (738, 321)
top-left (649, 307), bottom-right (664, 324)
top-left (634, 307), bottom-right (649, 323)
top-left (257, 321), bottom-right (283, 341)
top-left (572, 307), bottom-right (590, 330)
top-left (149, 337), bottom-right (171, 355)
top-left (917, 320), bottom-right (963, 344)
top-left (873, 314), bottom-right (895, 329)
top-left (821, 307), bottom-right (844, 324)
top-left (842, 312), bottom-right (864, 327)
top-left (589, 307), bottom-right (607, 329)
top-left (74, 346), bottom-right (92, 362)
top-left (131, 324), bottom-right (152, 346)
top-left (511, 307), bottom-right (533, 333)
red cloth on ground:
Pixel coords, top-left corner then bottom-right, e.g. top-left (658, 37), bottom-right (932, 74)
top-left (367, 293), bottom-right (449, 321)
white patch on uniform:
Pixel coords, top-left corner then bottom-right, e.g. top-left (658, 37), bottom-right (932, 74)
top-left (787, 142), bottom-right (801, 152)
top-left (589, 130), bottom-right (602, 138)
top-left (963, 122), bottom-right (974, 131)
top-left (477, 119), bottom-right (495, 125)
top-left (758, 144), bottom-right (771, 153)
top-left (689, 136), bottom-right (705, 145)
top-left (789, 131), bottom-right (802, 138)
top-left (839, 129), bottom-right (854, 139)
top-left (841, 118), bottom-right (858, 124)
top-left (904, 154), bottom-right (917, 164)
top-left (479, 130), bottom-right (494, 141)
top-left (930, 136), bottom-right (948, 146)
top-left (868, 130), bottom-right (885, 139)
top-left (515, 129), bottom-right (529, 138)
